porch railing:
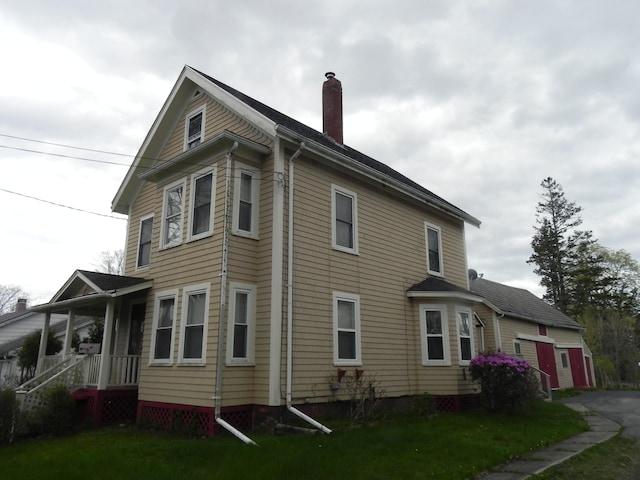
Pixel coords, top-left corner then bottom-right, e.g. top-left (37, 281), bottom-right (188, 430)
top-left (84, 355), bottom-right (141, 387)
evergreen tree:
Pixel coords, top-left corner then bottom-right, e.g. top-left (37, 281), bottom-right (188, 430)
top-left (528, 177), bottom-right (588, 313)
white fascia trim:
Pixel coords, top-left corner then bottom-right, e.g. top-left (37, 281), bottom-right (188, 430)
top-left (406, 291), bottom-right (484, 303)
top-left (555, 343), bottom-right (583, 349)
top-left (516, 332), bottom-right (556, 344)
top-left (185, 67), bottom-right (278, 138)
top-left (268, 137), bottom-right (284, 406)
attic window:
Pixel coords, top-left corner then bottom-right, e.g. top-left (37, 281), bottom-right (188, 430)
top-left (185, 106), bottom-right (205, 150)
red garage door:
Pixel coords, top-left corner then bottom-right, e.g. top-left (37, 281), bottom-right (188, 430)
top-left (568, 348), bottom-right (588, 388)
top-left (536, 342), bottom-right (559, 389)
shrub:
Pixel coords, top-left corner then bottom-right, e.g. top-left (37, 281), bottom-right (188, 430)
top-left (469, 351), bottom-right (541, 412)
top-left (0, 388), bottom-right (18, 444)
top-left (413, 392), bottom-right (437, 417)
top-left (21, 386), bottom-right (77, 438)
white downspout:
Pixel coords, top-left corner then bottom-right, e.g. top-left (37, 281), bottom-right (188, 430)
top-left (286, 141), bottom-right (332, 434)
top-left (213, 141), bottom-right (257, 446)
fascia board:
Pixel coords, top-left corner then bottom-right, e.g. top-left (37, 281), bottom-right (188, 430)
top-left (406, 291), bottom-right (484, 303)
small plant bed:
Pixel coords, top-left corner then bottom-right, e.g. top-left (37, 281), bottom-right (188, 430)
top-left (0, 401), bottom-right (587, 480)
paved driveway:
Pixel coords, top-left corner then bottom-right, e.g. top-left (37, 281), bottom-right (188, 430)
top-left (561, 390), bottom-right (640, 439)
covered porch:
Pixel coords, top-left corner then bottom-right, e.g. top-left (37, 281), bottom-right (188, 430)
top-left (17, 270), bottom-right (152, 425)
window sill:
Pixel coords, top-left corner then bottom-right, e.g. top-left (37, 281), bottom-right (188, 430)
top-left (226, 360), bottom-right (255, 367)
top-left (332, 245), bottom-right (359, 256)
top-left (149, 361), bottom-right (173, 367)
top-left (422, 361), bottom-right (451, 367)
top-left (187, 232), bottom-right (213, 243)
top-left (334, 360), bottom-right (362, 367)
top-left (159, 242), bottom-right (182, 251)
top-left (177, 362), bottom-right (206, 367)
top-left (232, 230), bottom-right (259, 240)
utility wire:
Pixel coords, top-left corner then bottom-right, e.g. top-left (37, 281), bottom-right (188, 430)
top-left (0, 133), bottom-right (135, 158)
top-left (0, 188), bottom-right (126, 220)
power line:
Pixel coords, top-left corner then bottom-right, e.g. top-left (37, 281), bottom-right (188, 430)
top-left (0, 188), bottom-right (126, 220)
top-left (0, 133), bottom-right (135, 158)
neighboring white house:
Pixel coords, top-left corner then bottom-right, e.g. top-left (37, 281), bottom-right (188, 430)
top-left (0, 299), bottom-right (92, 387)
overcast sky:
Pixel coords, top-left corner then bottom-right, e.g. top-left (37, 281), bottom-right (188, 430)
top-left (1, 0), bottom-right (639, 306)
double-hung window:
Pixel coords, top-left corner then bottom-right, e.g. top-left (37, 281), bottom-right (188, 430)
top-left (332, 184), bottom-right (358, 254)
top-left (189, 167), bottom-right (216, 240)
top-left (333, 292), bottom-right (361, 365)
top-left (425, 223), bottom-right (443, 276)
top-left (179, 283), bottom-right (209, 363)
top-left (185, 106), bottom-right (205, 150)
top-left (161, 180), bottom-right (185, 248)
top-left (227, 282), bottom-right (256, 364)
top-left (136, 215), bottom-right (153, 268)
top-left (232, 163), bottom-right (260, 238)
top-left (150, 290), bottom-right (178, 364)
top-left (456, 308), bottom-right (473, 365)
top-left (419, 304), bottom-right (450, 365)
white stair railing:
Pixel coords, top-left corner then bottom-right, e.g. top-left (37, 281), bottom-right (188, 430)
top-left (16, 356), bottom-right (89, 412)
top-left (530, 366), bottom-right (552, 401)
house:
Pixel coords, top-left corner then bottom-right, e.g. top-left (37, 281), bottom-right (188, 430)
top-left (26, 65), bottom-right (579, 438)
top-left (470, 274), bottom-right (594, 391)
top-left (0, 299), bottom-right (92, 387)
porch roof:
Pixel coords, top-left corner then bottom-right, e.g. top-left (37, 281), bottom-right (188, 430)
top-left (31, 270), bottom-right (152, 315)
top-left (406, 277), bottom-right (483, 303)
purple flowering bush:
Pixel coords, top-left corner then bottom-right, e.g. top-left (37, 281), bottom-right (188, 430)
top-left (469, 351), bottom-right (541, 412)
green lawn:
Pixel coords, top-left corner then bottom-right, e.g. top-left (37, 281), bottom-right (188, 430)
top-left (1, 402), bottom-right (587, 480)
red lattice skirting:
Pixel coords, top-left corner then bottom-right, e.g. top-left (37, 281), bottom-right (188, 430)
top-left (136, 401), bottom-right (253, 437)
top-left (73, 388), bottom-right (139, 426)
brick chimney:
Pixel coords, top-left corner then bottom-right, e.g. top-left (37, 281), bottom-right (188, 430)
top-left (15, 298), bottom-right (27, 313)
top-left (322, 72), bottom-right (343, 144)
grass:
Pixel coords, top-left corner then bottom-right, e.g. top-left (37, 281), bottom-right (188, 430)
top-left (531, 435), bottom-right (640, 480)
top-left (0, 401), bottom-right (587, 480)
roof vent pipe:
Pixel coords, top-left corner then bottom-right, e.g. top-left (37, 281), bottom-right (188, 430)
top-left (322, 72), bottom-right (343, 144)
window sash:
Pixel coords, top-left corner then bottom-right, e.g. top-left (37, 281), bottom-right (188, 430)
top-left (137, 217), bottom-right (152, 267)
top-left (425, 310), bottom-right (444, 360)
top-left (238, 173), bottom-right (253, 232)
top-left (458, 311), bottom-right (472, 362)
top-left (164, 184), bottom-right (183, 246)
top-left (154, 297), bottom-right (175, 360)
top-left (187, 111), bottom-right (203, 149)
top-left (333, 293), bottom-right (361, 365)
top-left (335, 192), bottom-right (354, 249)
top-left (191, 172), bottom-right (213, 237)
top-left (427, 226), bottom-right (441, 274)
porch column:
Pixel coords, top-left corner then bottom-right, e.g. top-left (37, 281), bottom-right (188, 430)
top-left (36, 312), bottom-right (51, 374)
top-left (97, 298), bottom-right (115, 390)
top-left (62, 309), bottom-right (76, 356)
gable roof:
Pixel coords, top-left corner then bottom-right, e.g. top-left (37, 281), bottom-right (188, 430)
top-left (113, 66), bottom-right (480, 227)
top-left (31, 270), bottom-right (152, 314)
top-left (470, 277), bottom-right (582, 330)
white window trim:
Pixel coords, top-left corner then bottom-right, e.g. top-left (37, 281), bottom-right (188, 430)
top-left (184, 105), bottom-right (206, 151)
top-left (160, 178), bottom-right (186, 249)
top-left (455, 307), bottom-right (474, 366)
top-left (135, 214), bottom-right (154, 270)
top-left (513, 340), bottom-right (523, 358)
top-left (331, 184), bottom-right (359, 255)
top-left (332, 292), bottom-right (362, 366)
top-left (419, 304), bottom-right (451, 366)
top-left (149, 289), bottom-right (179, 365)
top-left (425, 223), bottom-right (444, 276)
top-left (178, 283), bottom-right (210, 365)
top-left (226, 282), bottom-right (257, 365)
top-left (232, 162), bottom-right (260, 239)
top-left (187, 166), bottom-right (216, 242)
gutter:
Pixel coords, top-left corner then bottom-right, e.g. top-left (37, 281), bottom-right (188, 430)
top-left (213, 141), bottom-right (257, 445)
top-left (285, 141), bottom-right (332, 435)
